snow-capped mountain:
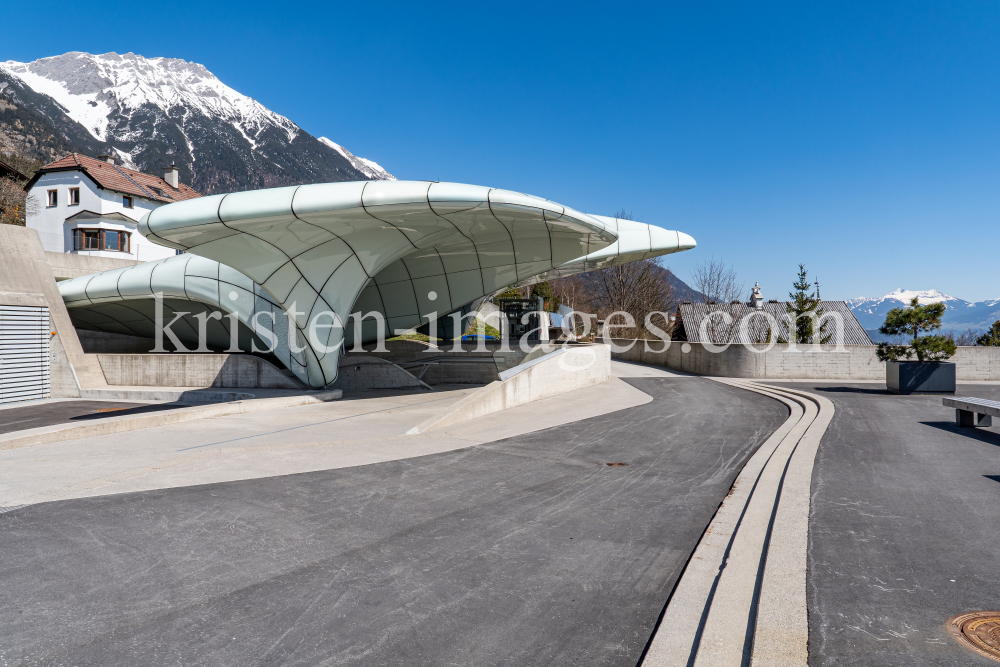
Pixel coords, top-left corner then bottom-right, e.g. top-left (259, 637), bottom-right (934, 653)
top-left (0, 51), bottom-right (393, 194)
top-left (318, 137), bottom-right (394, 181)
top-left (848, 289), bottom-right (1000, 332)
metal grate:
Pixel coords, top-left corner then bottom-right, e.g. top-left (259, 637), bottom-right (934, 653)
top-left (947, 611), bottom-right (1000, 662)
top-left (0, 305), bottom-right (51, 404)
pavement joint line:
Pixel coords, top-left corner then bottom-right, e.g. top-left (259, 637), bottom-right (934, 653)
top-left (176, 392), bottom-right (469, 451)
top-left (641, 379), bottom-right (834, 667)
top-left (0, 392), bottom-right (343, 453)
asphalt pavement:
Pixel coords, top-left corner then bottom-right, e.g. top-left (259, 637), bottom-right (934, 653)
top-left (0, 400), bottom-right (182, 434)
top-left (767, 382), bottom-right (1000, 667)
top-left (0, 377), bottom-right (785, 667)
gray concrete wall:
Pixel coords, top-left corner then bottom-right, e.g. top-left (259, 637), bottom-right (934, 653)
top-left (332, 356), bottom-right (430, 392)
top-left (78, 330), bottom-right (158, 354)
top-left (347, 339), bottom-right (531, 383)
top-left (0, 225), bottom-right (108, 394)
top-left (96, 354), bottom-right (302, 389)
top-left (45, 251), bottom-right (141, 281)
top-left (609, 339), bottom-right (1000, 381)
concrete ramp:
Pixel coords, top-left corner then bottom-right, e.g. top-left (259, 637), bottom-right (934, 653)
top-left (407, 344), bottom-right (610, 434)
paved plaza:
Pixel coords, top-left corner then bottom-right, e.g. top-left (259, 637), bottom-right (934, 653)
top-left (1, 364), bottom-right (998, 665)
top-left (767, 381), bottom-right (1000, 666)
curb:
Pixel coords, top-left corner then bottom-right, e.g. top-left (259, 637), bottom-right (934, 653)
top-left (641, 380), bottom-right (834, 667)
top-left (80, 388), bottom-right (257, 401)
top-left (0, 390), bottom-right (342, 452)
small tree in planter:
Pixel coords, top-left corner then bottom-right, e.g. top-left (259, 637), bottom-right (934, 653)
top-left (876, 297), bottom-right (957, 393)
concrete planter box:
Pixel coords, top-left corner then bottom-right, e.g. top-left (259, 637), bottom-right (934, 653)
top-left (886, 361), bottom-right (956, 394)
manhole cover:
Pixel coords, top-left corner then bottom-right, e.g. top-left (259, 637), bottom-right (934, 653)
top-left (947, 611), bottom-right (1000, 662)
top-left (605, 462), bottom-right (628, 467)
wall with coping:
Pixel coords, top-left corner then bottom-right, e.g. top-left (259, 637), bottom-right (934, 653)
top-left (609, 339), bottom-right (1000, 381)
top-left (45, 251), bottom-right (140, 281)
top-left (0, 225), bottom-right (108, 395)
top-left (96, 353), bottom-right (302, 389)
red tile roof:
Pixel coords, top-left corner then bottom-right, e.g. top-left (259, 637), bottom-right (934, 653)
top-left (29, 153), bottom-right (201, 203)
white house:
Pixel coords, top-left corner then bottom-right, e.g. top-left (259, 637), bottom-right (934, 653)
top-left (24, 153), bottom-right (201, 261)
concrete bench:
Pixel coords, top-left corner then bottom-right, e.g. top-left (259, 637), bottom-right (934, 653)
top-left (943, 397), bottom-right (998, 427)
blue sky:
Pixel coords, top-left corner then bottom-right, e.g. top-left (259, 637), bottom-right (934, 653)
top-left (6, 2), bottom-right (1000, 300)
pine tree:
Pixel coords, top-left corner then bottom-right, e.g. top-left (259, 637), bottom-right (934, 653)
top-left (976, 320), bottom-right (1000, 346)
top-left (876, 297), bottom-right (956, 361)
top-left (785, 264), bottom-right (829, 344)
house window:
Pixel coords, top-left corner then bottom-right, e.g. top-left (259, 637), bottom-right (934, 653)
top-left (69, 188), bottom-right (80, 206)
top-left (122, 195), bottom-right (133, 208)
top-left (73, 228), bottom-right (130, 253)
top-left (47, 190), bottom-right (58, 207)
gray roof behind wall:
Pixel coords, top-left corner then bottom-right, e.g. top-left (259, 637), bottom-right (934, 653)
top-left (678, 301), bottom-right (874, 345)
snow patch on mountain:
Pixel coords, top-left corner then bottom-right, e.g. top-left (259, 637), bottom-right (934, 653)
top-left (318, 137), bottom-right (395, 181)
top-left (0, 51), bottom-right (393, 193)
top-left (848, 289), bottom-right (1000, 331)
top-left (1, 52), bottom-right (298, 145)
top-left (846, 288), bottom-right (962, 309)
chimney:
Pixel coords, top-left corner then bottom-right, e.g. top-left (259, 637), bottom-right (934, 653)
top-left (750, 282), bottom-right (764, 309)
top-left (97, 154), bottom-right (116, 164)
top-left (162, 162), bottom-right (179, 189)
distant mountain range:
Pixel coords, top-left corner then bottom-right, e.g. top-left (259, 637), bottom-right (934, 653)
top-left (0, 51), bottom-right (394, 194)
top-left (847, 289), bottom-right (1000, 339)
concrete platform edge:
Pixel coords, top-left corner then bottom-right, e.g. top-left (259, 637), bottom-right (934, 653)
top-left (0, 390), bottom-right (342, 452)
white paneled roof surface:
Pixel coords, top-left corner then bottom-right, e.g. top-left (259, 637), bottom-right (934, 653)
top-left (60, 181), bottom-right (696, 387)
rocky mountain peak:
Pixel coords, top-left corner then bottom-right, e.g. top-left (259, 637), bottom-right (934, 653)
top-left (0, 51), bottom-right (393, 194)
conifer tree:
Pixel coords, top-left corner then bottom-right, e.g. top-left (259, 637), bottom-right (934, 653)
top-left (976, 321), bottom-right (1000, 346)
top-left (785, 264), bottom-right (829, 344)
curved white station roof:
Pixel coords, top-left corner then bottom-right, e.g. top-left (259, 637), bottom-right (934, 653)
top-left (59, 181), bottom-right (696, 387)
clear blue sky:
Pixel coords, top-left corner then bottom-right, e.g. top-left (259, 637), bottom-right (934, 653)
top-left (6, 1), bottom-right (1000, 300)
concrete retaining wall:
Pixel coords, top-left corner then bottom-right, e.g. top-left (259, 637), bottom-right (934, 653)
top-left (96, 353), bottom-right (302, 388)
top-left (45, 252), bottom-right (140, 281)
top-left (408, 343), bottom-right (611, 433)
top-left (332, 356), bottom-right (430, 392)
top-left (347, 339), bottom-right (532, 384)
top-left (609, 339), bottom-right (1000, 381)
top-left (78, 330), bottom-right (158, 354)
top-left (0, 226), bottom-right (108, 395)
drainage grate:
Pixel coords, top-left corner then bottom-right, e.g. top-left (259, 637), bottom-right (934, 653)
top-left (605, 462), bottom-right (628, 467)
top-left (947, 611), bottom-right (1000, 662)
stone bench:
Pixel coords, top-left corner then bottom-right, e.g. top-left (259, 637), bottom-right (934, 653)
top-left (943, 396), bottom-right (999, 427)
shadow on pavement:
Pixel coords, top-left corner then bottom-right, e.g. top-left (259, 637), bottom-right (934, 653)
top-left (984, 475), bottom-right (1000, 485)
top-left (919, 420), bottom-right (1000, 448)
top-left (68, 404), bottom-right (186, 422)
top-left (811, 386), bottom-right (889, 395)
